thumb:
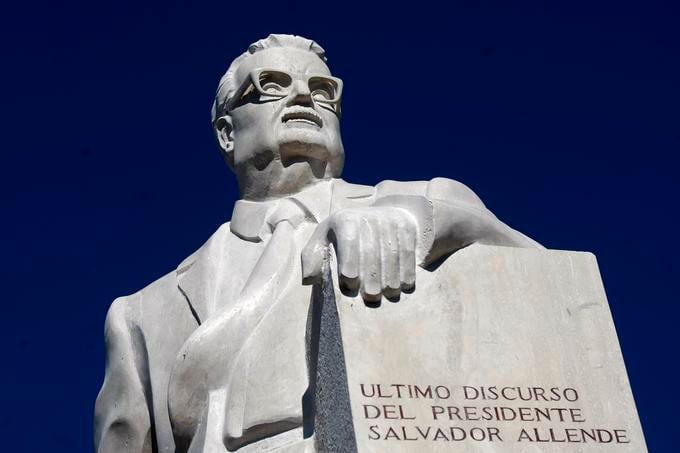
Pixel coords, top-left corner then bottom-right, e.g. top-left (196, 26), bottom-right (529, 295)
top-left (301, 219), bottom-right (331, 281)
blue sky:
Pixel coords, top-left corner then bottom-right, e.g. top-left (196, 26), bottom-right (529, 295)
top-left (2, 1), bottom-right (678, 450)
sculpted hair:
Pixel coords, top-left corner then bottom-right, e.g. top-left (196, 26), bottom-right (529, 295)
top-left (210, 34), bottom-right (327, 124)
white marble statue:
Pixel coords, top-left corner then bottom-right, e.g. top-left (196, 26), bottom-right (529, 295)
top-left (94, 34), bottom-right (541, 453)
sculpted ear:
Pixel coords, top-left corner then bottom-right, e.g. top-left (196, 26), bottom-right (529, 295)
top-left (214, 115), bottom-right (234, 168)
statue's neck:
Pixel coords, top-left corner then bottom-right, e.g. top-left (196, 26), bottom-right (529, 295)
top-left (237, 161), bottom-right (339, 202)
top-left (239, 176), bottom-right (335, 202)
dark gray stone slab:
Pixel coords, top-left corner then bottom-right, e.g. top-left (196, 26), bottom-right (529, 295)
top-left (305, 267), bottom-right (358, 453)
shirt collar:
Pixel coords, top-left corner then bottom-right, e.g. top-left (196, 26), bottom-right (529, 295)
top-left (230, 179), bottom-right (334, 242)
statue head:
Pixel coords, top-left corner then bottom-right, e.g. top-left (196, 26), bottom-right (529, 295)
top-left (212, 34), bottom-right (345, 200)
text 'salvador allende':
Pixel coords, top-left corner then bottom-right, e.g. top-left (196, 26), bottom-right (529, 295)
top-left (360, 383), bottom-right (631, 444)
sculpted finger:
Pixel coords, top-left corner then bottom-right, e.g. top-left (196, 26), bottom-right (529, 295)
top-left (397, 219), bottom-right (416, 290)
top-left (381, 216), bottom-right (401, 299)
top-left (360, 216), bottom-right (382, 302)
top-left (301, 219), bottom-right (330, 280)
top-left (335, 216), bottom-right (360, 291)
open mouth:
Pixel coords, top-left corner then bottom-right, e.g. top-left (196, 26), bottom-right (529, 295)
top-left (281, 109), bottom-right (323, 128)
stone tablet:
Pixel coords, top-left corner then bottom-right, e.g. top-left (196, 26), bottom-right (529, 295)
top-left (326, 244), bottom-right (646, 452)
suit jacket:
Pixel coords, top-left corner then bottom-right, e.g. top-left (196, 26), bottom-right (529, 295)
top-left (93, 177), bottom-right (503, 453)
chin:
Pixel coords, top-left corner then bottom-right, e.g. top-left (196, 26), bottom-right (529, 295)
top-left (277, 131), bottom-right (331, 163)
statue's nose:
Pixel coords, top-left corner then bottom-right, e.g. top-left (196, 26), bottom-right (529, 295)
top-left (286, 79), bottom-right (313, 107)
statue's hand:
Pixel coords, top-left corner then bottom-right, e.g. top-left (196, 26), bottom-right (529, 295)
top-left (302, 207), bottom-right (417, 302)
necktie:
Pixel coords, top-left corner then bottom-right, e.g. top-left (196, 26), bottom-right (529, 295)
top-left (169, 199), bottom-right (312, 452)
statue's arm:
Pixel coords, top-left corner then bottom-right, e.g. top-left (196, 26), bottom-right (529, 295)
top-left (94, 296), bottom-right (153, 453)
top-left (302, 177), bottom-right (542, 300)
top-left (374, 177), bottom-right (543, 267)
top-left (425, 177), bottom-right (543, 263)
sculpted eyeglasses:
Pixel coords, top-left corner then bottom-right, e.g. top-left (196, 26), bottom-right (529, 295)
top-left (225, 68), bottom-right (343, 114)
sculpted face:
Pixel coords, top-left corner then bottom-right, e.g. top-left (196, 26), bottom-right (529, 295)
top-left (219, 47), bottom-right (345, 200)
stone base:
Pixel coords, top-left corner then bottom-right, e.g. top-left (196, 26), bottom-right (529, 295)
top-left (315, 244), bottom-right (646, 453)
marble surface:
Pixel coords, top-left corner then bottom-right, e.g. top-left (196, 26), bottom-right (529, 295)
top-left (330, 244), bottom-right (647, 452)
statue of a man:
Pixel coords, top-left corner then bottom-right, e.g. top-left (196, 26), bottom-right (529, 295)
top-left (94, 34), bottom-right (541, 453)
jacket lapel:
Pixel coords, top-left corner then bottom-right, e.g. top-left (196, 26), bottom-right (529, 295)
top-left (176, 223), bottom-right (233, 324)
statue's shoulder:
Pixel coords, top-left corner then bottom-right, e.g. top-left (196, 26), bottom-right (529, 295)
top-left (111, 261), bottom-right (189, 320)
top-left (373, 177), bottom-right (486, 208)
top-left (106, 222), bottom-right (232, 327)
top-left (331, 178), bottom-right (375, 200)
top-left (105, 269), bottom-right (181, 330)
